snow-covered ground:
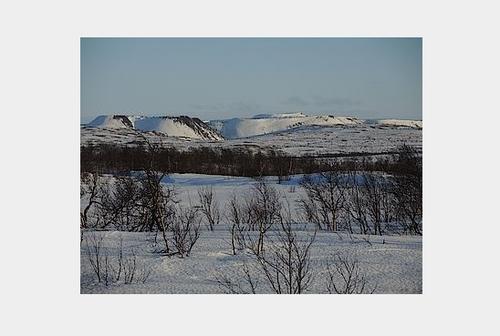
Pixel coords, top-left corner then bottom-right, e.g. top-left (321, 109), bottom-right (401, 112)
top-left (82, 113), bottom-right (422, 157)
top-left (374, 119), bottom-right (422, 128)
top-left (81, 123), bottom-right (421, 157)
top-left (81, 230), bottom-right (422, 294)
top-left (81, 173), bottom-right (422, 294)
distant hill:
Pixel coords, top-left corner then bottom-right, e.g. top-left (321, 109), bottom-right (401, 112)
top-left (87, 115), bottom-right (223, 141)
top-left (86, 113), bottom-right (422, 141)
top-left (208, 113), bottom-right (421, 139)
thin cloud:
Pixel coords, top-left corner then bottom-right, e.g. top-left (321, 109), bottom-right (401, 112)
top-left (311, 96), bottom-right (360, 107)
top-left (282, 95), bottom-right (361, 109)
top-left (282, 96), bottom-right (309, 106)
top-left (190, 101), bottom-right (263, 114)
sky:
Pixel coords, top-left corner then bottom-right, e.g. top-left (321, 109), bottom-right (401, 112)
top-left (81, 38), bottom-right (422, 123)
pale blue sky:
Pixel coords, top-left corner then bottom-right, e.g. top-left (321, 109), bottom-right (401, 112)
top-left (81, 38), bottom-right (421, 123)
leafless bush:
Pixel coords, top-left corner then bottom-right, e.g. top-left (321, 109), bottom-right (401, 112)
top-left (246, 181), bottom-right (282, 255)
top-left (111, 246), bottom-right (152, 284)
top-left (300, 169), bottom-right (347, 231)
top-left (136, 264), bottom-right (153, 284)
top-left (133, 134), bottom-right (179, 254)
top-left (380, 180), bottom-right (394, 224)
top-left (122, 250), bottom-right (137, 284)
top-left (392, 181), bottom-right (422, 235)
top-left (96, 175), bottom-right (200, 259)
top-left (216, 203), bottom-right (316, 294)
top-left (111, 236), bottom-right (124, 282)
top-left (137, 189), bottom-right (200, 258)
top-left (274, 153), bottom-right (292, 184)
top-left (84, 232), bottom-right (105, 283)
top-left (362, 173), bottom-right (384, 236)
top-left (215, 262), bottom-right (258, 294)
top-left (298, 193), bottom-right (321, 229)
top-left (98, 176), bottom-right (142, 231)
top-left (80, 172), bottom-right (102, 229)
top-left (250, 213), bottom-right (316, 294)
top-left (391, 145), bottom-right (422, 235)
top-left (345, 172), bottom-right (371, 234)
top-left (83, 232), bottom-right (154, 286)
top-left (226, 195), bottom-right (247, 255)
top-left (81, 169), bottom-right (177, 235)
top-left (169, 206), bottom-right (201, 257)
top-left (225, 185), bottom-right (279, 256)
top-left (197, 186), bottom-right (221, 231)
top-left (358, 173), bottom-right (395, 235)
top-left (326, 251), bottom-right (376, 294)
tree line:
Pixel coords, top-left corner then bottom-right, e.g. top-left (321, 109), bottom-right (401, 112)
top-left (81, 143), bottom-right (421, 180)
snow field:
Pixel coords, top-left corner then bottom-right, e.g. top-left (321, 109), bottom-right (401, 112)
top-left (81, 230), bottom-right (422, 294)
top-left (81, 174), bottom-right (422, 294)
top-left (81, 123), bottom-right (422, 157)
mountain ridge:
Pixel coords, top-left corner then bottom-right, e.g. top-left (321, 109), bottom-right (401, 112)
top-left (207, 113), bottom-right (421, 139)
top-left (87, 115), bottom-right (223, 141)
top-left (86, 113), bottom-right (422, 140)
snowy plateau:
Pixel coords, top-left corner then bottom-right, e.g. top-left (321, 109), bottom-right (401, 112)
top-left (82, 113), bottom-right (422, 157)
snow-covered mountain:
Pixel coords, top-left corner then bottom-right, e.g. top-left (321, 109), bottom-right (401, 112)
top-left (88, 115), bottom-right (134, 129)
top-left (207, 113), bottom-right (421, 139)
top-left (87, 115), bottom-right (223, 141)
top-left (208, 113), bottom-right (362, 139)
top-left (86, 113), bottom-right (422, 142)
top-left (372, 119), bottom-right (422, 129)
top-left (82, 113), bottom-right (422, 156)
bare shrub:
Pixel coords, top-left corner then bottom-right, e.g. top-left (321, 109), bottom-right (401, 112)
top-left (139, 195), bottom-right (201, 258)
top-left (326, 251), bottom-right (376, 294)
top-left (80, 172), bottom-right (102, 229)
top-left (300, 169), bottom-right (347, 231)
top-left (362, 173), bottom-right (384, 236)
top-left (123, 250), bottom-right (137, 284)
top-left (345, 172), bottom-right (371, 234)
top-left (111, 236), bottom-right (124, 282)
top-left (246, 181), bottom-right (282, 255)
top-left (344, 172), bottom-right (395, 235)
top-left (82, 232), bottom-right (153, 286)
top-left (391, 145), bottom-right (422, 235)
top-left (136, 264), bottom-right (153, 284)
top-left (113, 247), bottom-right (152, 284)
top-left (134, 134), bottom-right (178, 255)
top-left (215, 262), bottom-right (258, 294)
top-left (216, 204), bottom-right (316, 294)
top-left (250, 214), bottom-right (316, 294)
top-left (169, 207), bottom-right (201, 257)
top-left (197, 186), bottom-right (220, 231)
top-left (98, 176), bottom-right (142, 231)
top-left (84, 232), bottom-right (105, 283)
top-left (274, 152), bottom-right (292, 184)
top-left (226, 195), bottom-right (247, 255)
